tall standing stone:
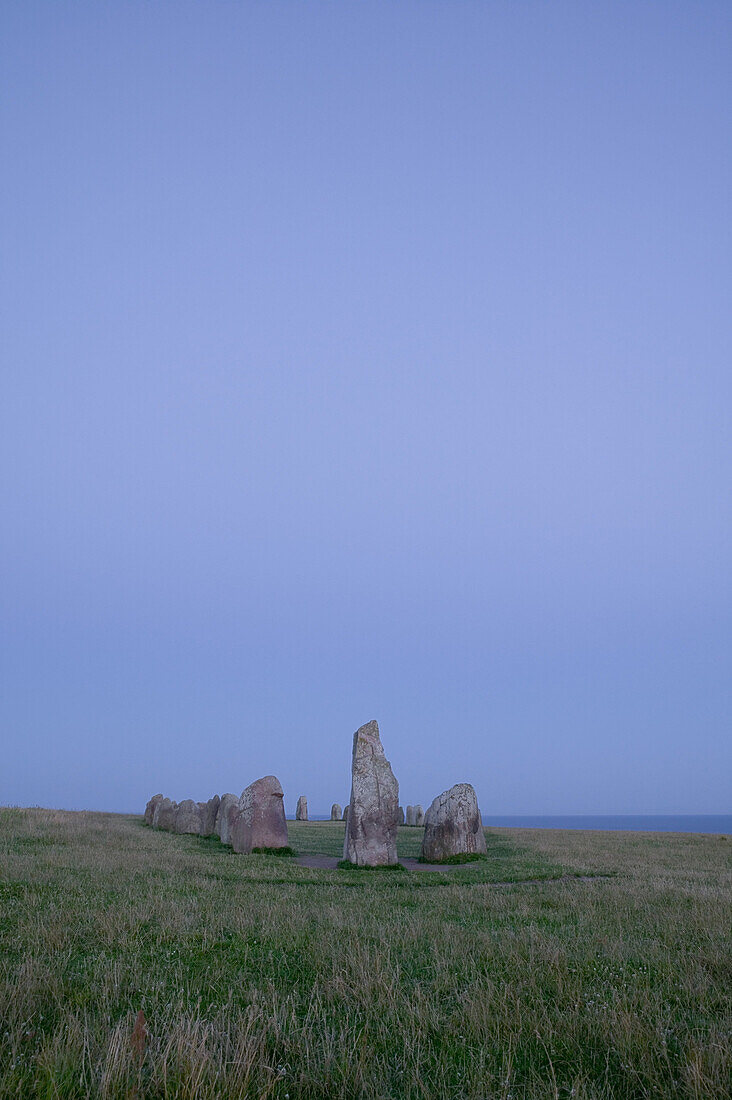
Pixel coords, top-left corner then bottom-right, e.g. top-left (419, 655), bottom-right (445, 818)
top-left (342, 805), bottom-right (349, 821)
top-left (405, 805), bottom-right (416, 826)
top-left (414, 804), bottom-right (425, 827)
top-left (295, 795), bottom-right (308, 821)
top-left (343, 719), bottom-right (399, 866)
top-left (238, 775), bottom-right (289, 849)
top-left (398, 805), bottom-right (405, 825)
top-left (144, 793), bottom-right (163, 825)
top-left (330, 803), bottom-right (342, 821)
top-left (215, 793), bottom-right (239, 845)
top-left (421, 783), bottom-right (487, 861)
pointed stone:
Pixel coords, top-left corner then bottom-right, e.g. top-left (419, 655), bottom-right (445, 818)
top-left (330, 802), bottom-right (342, 821)
top-left (343, 720), bottom-right (399, 866)
top-left (421, 784), bottom-right (487, 861)
top-left (295, 795), bottom-right (308, 821)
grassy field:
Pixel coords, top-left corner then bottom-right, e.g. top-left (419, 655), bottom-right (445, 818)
top-left (0, 810), bottom-right (730, 1099)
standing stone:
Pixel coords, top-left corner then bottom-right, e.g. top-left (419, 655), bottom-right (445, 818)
top-left (342, 805), bottom-right (349, 821)
top-left (421, 784), bottom-right (487, 861)
top-left (414, 804), bottom-right (425, 827)
top-left (144, 793), bottom-right (163, 826)
top-left (330, 803), bottom-right (342, 821)
top-left (174, 799), bottom-right (203, 835)
top-left (197, 795), bottom-right (220, 837)
top-left (215, 793), bottom-right (239, 845)
top-left (238, 775), bottom-right (289, 849)
top-left (152, 797), bottom-right (177, 831)
top-left (229, 806), bottom-right (252, 854)
top-left (405, 805), bottom-right (416, 826)
top-left (295, 795), bottom-right (308, 821)
top-left (398, 805), bottom-right (405, 825)
top-left (343, 720), bottom-right (399, 866)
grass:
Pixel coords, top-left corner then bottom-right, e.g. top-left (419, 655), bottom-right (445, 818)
top-left (0, 809), bottom-right (729, 1098)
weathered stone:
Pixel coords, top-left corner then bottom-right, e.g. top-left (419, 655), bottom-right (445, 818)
top-left (197, 795), bottom-right (220, 837)
top-left (414, 804), bottom-right (425, 827)
top-left (295, 795), bottom-right (308, 821)
top-left (342, 805), bottom-right (349, 821)
top-left (330, 803), bottom-right (342, 821)
top-left (343, 719), bottom-right (399, 866)
top-left (152, 797), bottom-right (177, 830)
top-left (174, 799), bottom-right (203, 834)
top-left (144, 793), bottom-right (163, 826)
top-left (229, 806), bottom-right (252, 854)
top-left (238, 775), bottom-right (289, 849)
top-left (398, 805), bottom-right (405, 825)
top-left (215, 793), bottom-right (239, 845)
top-left (421, 784), bottom-right (487, 861)
top-left (405, 805), bottom-right (416, 826)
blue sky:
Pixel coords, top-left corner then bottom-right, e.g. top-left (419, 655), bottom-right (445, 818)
top-left (1, 1), bottom-right (730, 815)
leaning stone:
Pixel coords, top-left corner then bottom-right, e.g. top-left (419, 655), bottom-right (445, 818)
top-left (174, 799), bottom-right (203, 834)
top-left (405, 805), bottom-right (416, 826)
top-left (421, 784), bottom-right (487, 861)
top-left (144, 793), bottom-right (163, 825)
top-left (215, 793), bottom-right (239, 845)
top-left (197, 795), bottom-right (220, 837)
top-left (414, 804), bottom-right (425, 827)
top-left (238, 775), bottom-right (289, 849)
top-left (398, 805), bottom-right (405, 825)
top-left (330, 803), bottom-right (342, 821)
top-left (295, 795), bottom-right (308, 821)
top-left (343, 719), bottom-right (399, 866)
top-left (152, 797), bottom-right (177, 830)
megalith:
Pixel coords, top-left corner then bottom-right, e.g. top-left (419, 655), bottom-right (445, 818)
top-left (144, 793), bottom-right (163, 826)
top-left (343, 719), bottom-right (399, 866)
top-left (198, 795), bottom-right (220, 837)
top-left (330, 803), bottom-right (342, 821)
top-left (174, 799), bottom-right (203, 834)
top-left (229, 806), bottom-right (252, 854)
top-left (295, 795), bottom-right (308, 821)
top-left (152, 797), bottom-right (177, 831)
top-left (238, 775), bottom-right (289, 849)
top-left (398, 805), bottom-right (405, 825)
top-left (342, 805), bottom-right (349, 821)
top-left (215, 793), bottom-right (239, 845)
top-left (414, 804), bottom-right (425, 827)
top-left (405, 805), bottom-right (416, 826)
top-left (421, 783), bottom-right (487, 861)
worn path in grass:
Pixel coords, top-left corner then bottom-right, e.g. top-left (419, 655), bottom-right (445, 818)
top-left (1, 809), bottom-right (730, 1099)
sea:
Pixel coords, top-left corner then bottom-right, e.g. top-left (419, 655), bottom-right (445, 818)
top-left (305, 814), bottom-right (731, 833)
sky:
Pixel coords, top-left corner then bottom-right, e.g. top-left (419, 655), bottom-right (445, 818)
top-left (1, 1), bottom-right (730, 816)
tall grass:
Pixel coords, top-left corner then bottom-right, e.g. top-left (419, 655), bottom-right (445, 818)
top-left (0, 808), bottom-right (729, 1098)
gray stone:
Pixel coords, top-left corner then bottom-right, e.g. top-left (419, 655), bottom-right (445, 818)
top-left (174, 799), bottom-right (203, 834)
top-left (343, 719), bottom-right (399, 866)
top-left (144, 793), bottom-right (163, 826)
top-left (405, 805), bottom-right (416, 826)
top-left (238, 775), bottom-right (289, 849)
top-left (398, 805), bottom-right (405, 825)
top-left (215, 793), bottom-right (239, 845)
top-left (342, 805), bottom-right (349, 821)
top-left (197, 795), bottom-right (220, 837)
top-left (229, 806), bottom-right (252, 854)
top-left (295, 795), bottom-right (308, 821)
top-left (152, 797), bottom-right (177, 830)
top-left (330, 803), bottom-right (342, 821)
top-left (414, 804), bottom-right (425, 827)
top-left (421, 784), bottom-right (487, 861)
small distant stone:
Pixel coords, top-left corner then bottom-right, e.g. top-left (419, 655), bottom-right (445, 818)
top-left (296, 795), bottom-right (308, 821)
top-left (398, 805), bottom-right (405, 825)
top-left (421, 784), bottom-right (486, 861)
top-left (330, 803), bottom-right (342, 820)
top-left (414, 804), bottom-right (424, 827)
top-left (342, 805), bottom-right (349, 821)
top-left (405, 805), bottom-right (415, 826)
